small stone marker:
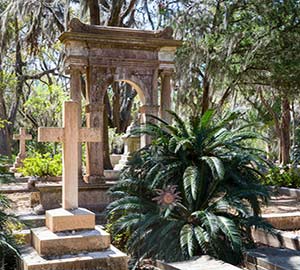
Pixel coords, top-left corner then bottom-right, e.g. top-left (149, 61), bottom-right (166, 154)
top-left (38, 101), bottom-right (100, 210)
top-left (11, 128), bottom-right (32, 171)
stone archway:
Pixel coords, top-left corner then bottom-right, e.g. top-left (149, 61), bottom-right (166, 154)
top-left (59, 18), bottom-right (181, 183)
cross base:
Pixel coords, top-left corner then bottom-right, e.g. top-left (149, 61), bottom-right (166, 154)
top-left (46, 208), bottom-right (95, 232)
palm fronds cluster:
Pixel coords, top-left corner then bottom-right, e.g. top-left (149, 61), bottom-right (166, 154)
top-left (107, 110), bottom-right (271, 265)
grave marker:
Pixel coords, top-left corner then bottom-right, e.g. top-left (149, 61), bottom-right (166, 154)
top-left (38, 101), bottom-right (100, 209)
top-left (11, 128), bottom-right (32, 172)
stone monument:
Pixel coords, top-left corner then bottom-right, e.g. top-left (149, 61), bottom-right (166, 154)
top-left (60, 18), bottom-right (181, 183)
top-left (19, 101), bottom-right (128, 270)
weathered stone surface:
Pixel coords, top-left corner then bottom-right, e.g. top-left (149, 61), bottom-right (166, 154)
top-left (38, 101), bottom-right (101, 210)
top-left (37, 183), bottom-right (113, 212)
top-left (45, 208), bottom-right (95, 232)
top-left (263, 212), bottom-right (300, 230)
top-left (10, 128), bottom-right (32, 172)
top-left (156, 256), bottom-right (241, 270)
top-left (59, 19), bottom-right (181, 182)
top-left (245, 247), bottom-right (300, 270)
top-left (32, 225), bottom-right (110, 256)
top-left (252, 228), bottom-right (300, 251)
top-left (20, 244), bottom-right (128, 270)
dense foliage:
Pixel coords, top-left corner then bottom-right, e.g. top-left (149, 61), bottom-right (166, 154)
top-left (17, 153), bottom-right (62, 177)
top-left (263, 166), bottom-right (300, 188)
top-left (107, 110), bottom-right (271, 265)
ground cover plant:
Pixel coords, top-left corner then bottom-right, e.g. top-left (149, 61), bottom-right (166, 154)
top-left (107, 110), bottom-right (271, 266)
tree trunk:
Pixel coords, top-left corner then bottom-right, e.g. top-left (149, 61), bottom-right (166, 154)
top-left (0, 54), bottom-right (11, 156)
top-left (88, 0), bottom-right (100, 25)
top-left (112, 82), bottom-right (121, 133)
top-left (201, 75), bottom-right (210, 115)
top-left (280, 97), bottom-right (291, 165)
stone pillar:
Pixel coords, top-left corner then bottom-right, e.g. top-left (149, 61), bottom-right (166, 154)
top-left (160, 69), bottom-right (173, 123)
top-left (69, 67), bottom-right (83, 180)
top-left (139, 105), bottom-right (159, 147)
top-left (85, 103), bottom-right (104, 183)
top-left (84, 66), bottom-right (109, 183)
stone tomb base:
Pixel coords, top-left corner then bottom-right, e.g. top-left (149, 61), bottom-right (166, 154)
top-left (19, 208), bottom-right (128, 270)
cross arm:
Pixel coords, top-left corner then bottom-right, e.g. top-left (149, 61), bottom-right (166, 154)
top-left (13, 134), bottom-right (32, 140)
top-left (38, 127), bottom-right (64, 143)
top-left (79, 128), bottom-right (101, 142)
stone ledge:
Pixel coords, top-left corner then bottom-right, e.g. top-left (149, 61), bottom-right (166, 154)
top-left (20, 244), bottom-right (128, 270)
top-left (262, 212), bottom-right (300, 230)
top-left (46, 208), bottom-right (95, 232)
top-left (252, 228), bottom-right (300, 251)
top-left (156, 256), bottom-right (241, 270)
top-left (245, 247), bottom-right (300, 270)
top-left (32, 225), bottom-right (110, 256)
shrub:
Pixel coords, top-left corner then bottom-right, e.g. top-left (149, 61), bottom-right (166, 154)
top-left (17, 152), bottom-right (62, 177)
top-left (107, 110), bottom-right (271, 265)
top-left (263, 166), bottom-right (300, 188)
top-left (0, 155), bottom-right (14, 183)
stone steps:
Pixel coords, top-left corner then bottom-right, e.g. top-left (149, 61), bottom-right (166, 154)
top-left (262, 212), bottom-right (300, 230)
top-left (20, 244), bottom-right (128, 270)
top-left (156, 256), bottom-right (241, 270)
top-left (245, 247), bottom-right (300, 270)
top-left (251, 228), bottom-right (300, 251)
top-left (32, 225), bottom-right (110, 256)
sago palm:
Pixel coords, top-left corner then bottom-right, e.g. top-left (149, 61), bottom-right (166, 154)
top-left (107, 109), bottom-right (271, 265)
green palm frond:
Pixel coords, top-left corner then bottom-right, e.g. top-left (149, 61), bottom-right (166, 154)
top-left (107, 109), bottom-right (270, 265)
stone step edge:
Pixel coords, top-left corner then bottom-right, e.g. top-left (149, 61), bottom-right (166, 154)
top-left (20, 244), bottom-right (128, 270)
top-left (252, 227), bottom-right (300, 251)
top-left (244, 251), bottom-right (288, 270)
top-left (31, 225), bottom-right (111, 257)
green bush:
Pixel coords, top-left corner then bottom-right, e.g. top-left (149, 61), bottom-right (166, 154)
top-left (107, 110), bottom-right (271, 265)
top-left (17, 153), bottom-right (62, 177)
top-left (0, 155), bottom-right (14, 183)
top-left (263, 166), bottom-right (300, 188)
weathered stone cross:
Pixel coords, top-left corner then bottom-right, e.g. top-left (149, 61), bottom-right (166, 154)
top-left (14, 128), bottom-right (32, 160)
top-left (38, 101), bottom-right (100, 210)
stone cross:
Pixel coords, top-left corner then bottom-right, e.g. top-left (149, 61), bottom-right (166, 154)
top-left (11, 128), bottom-right (32, 171)
top-left (38, 101), bottom-right (100, 209)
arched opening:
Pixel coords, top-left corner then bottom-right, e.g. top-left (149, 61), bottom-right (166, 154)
top-left (104, 79), bottom-right (145, 169)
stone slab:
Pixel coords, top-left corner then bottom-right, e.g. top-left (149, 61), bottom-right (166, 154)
top-left (262, 212), bottom-right (300, 230)
top-left (18, 212), bottom-right (106, 228)
top-left (19, 214), bottom-right (46, 228)
top-left (252, 228), bottom-right (300, 251)
top-left (32, 225), bottom-right (110, 256)
top-left (156, 256), bottom-right (241, 270)
top-left (37, 183), bottom-right (113, 212)
top-left (267, 186), bottom-right (300, 199)
top-left (245, 247), bottom-right (300, 270)
top-left (46, 208), bottom-right (95, 232)
top-left (20, 244), bottom-right (128, 270)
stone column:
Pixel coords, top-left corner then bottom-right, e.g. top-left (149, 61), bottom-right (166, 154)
top-left (69, 67), bottom-right (83, 180)
top-left (84, 66), bottom-right (108, 183)
top-left (160, 69), bottom-right (173, 123)
top-left (139, 105), bottom-right (159, 147)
